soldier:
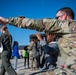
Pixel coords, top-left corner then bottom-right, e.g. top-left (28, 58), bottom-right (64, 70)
top-left (28, 41), bottom-right (34, 70)
top-left (56, 7), bottom-right (74, 20)
top-left (56, 7), bottom-right (75, 66)
top-left (53, 7), bottom-right (76, 75)
top-left (0, 7), bottom-right (76, 74)
top-left (28, 34), bottom-right (42, 70)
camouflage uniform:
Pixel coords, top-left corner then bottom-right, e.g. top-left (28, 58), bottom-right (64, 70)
top-left (28, 41), bottom-right (34, 70)
top-left (28, 41), bottom-right (39, 70)
top-left (8, 16), bottom-right (76, 74)
top-left (28, 41), bottom-right (42, 70)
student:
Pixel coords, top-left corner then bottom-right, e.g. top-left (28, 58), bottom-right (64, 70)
top-left (23, 46), bottom-right (29, 69)
top-left (12, 41), bottom-right (20, 70)
top-left (35, 32), bottom-right (59, 71)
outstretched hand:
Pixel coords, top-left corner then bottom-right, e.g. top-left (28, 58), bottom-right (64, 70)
top-left (0, 16), bottom-right (8, 25)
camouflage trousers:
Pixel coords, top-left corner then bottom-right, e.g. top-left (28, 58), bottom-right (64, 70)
top-left (29, 54), bottom-right (37, 70)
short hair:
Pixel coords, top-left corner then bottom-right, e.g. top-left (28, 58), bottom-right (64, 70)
top-left (2, 26), bottom-right (7, 31)
top-left (24, 45), bottom-right (28, 50)
top-left (57, 7), bottom-right (75, 19)
top-left (13, 41), bottom-right (18, 45)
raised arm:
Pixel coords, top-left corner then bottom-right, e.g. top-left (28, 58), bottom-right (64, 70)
top-left (0, 16), bottom-right (61, 32)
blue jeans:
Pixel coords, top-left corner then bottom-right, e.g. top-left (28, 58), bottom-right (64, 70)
top-left (14, 56), bottom-right (18, 70)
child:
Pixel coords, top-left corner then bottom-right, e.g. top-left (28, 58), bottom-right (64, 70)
top-left (23, 46), bottom-right (29, 69)
top-left (12, 41), bottom-right (20, 70)
top-left (36, 32), bottom-right (59, 71)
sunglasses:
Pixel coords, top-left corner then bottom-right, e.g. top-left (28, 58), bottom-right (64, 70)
top-left (56, 14), bottom-right (64, 19)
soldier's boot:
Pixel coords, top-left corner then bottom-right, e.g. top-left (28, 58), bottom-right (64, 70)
top-left (30, 67), bottom-right (33, 71)
top-left (34, 67), bottom-right (38, 70)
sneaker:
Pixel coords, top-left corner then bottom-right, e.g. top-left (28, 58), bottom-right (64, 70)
top-left (48, 65), bottom-right (55, 71)
top-left (15, 69), bottom-right (19, 71)
top-left (40, 66), bottom-right (48, 71)
top-left (27, 66), bottom-right (30, 69)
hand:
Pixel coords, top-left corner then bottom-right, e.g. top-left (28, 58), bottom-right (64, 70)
top-left (35, 33), bottom-right (43, 41)
top-left (0, 16), bottom-right (8, 25)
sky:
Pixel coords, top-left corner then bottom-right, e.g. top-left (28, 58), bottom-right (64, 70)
top-left (0, 0), bottom-right (76, 46)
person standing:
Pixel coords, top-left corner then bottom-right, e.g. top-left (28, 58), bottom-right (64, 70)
top-left (0, 26), bottom-right (17, 75)
top-left (23, 45), bottom-right (29, 69)
top-left (32, 38), bottom-right (42, 70)
top-left (12, 41), bottom-right (20, 70)
top-left (28, 35), bottom-right (42, 70)
top-left (28, 41), bottom-right (34, 70)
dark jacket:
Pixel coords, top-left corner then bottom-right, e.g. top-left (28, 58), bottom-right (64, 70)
top-left (41, 41), bottom-right (59, 66)
top-left (1, 32), bottom-right (12, 52)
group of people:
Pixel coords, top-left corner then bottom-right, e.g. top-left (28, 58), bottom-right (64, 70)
top-left (30, 31), bottom-right (59, 70)
top-left (0, 6), bottom-right (76, 75)
top-left (0, 26), bottom-right (17, 75)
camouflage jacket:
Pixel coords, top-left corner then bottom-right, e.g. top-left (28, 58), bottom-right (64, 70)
top-left (8, 16), bottom-right (75, 33)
